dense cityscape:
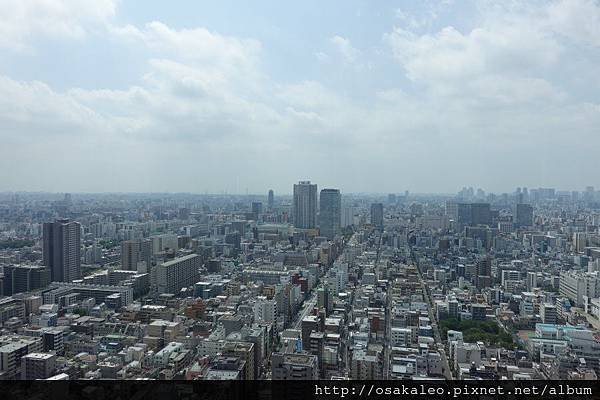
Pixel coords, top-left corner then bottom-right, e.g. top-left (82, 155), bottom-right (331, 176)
top-left (0, 183), bottom-right (599, 380)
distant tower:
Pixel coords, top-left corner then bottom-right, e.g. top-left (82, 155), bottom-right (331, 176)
top-left (293, 181), bottom-right (318, 229)
top-left (251, 201), bottom-right (263, 220)
top-left (268, 189), bottom-right (274, 210)
top-left (515, 187), bottom-right (523, 203)
top-left (514, 203), bottom-right (533, 228)
top-left (370, 203), bottom-right (384, 229)
top-left (470, 203), bottom-right (491, 226)
top-left (319, 189), bottom-right (341, 239)
top-left (43, 219), bottom-right (81, 282)
top-left (585, 186), bottom-right (595, 203)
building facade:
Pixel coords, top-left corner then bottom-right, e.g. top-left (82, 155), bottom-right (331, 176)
top-left (319, 189), bottom-right (341, 239)
top-left (155, 254), bottom-right (202, 295)
top-left (370, 203), bottom-right (384, 229)
top-left (43, 219), bottom-right (81, 283)
top-left (121, 238), bottom-right (152, 271)
top-left (293, 181), bottom-right (318, 229)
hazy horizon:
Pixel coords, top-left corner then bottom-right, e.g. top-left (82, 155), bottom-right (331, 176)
top-left (1, 0), bottom-right (599, 194)
top-left (0, 185), bottom-right (591, 198)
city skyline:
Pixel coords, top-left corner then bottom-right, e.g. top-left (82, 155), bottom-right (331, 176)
top-left (2, 173), bottom-right (600, 382)
top-left (0, 0), bottom-right (599, 194)
top-left (0, 183), bottom-right (597, 197)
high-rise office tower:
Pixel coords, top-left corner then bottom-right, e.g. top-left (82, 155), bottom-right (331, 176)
top-left (456, 203), bottom-right (472, 225)
top-left (470, 203), bottom-right (491, 226)
top-left (268, 189), bottom-right (274, 210)
top-left (319, 189), bottom-right (341, 239)
top-left (252, 201), bottom-right (263, 220)
top-left (293, 181), bottom-right (318, 229)
top-left (514, 203), bottom-right (533, 228)
top-left (43, 219), bottom-right (81, 283)
top-left (121, 238), bottom-right (153, 271)
top-left (370, 203), bottom-right (384, 229)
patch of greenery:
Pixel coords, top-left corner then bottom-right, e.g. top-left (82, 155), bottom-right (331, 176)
top-left (0, 239), bottom-right (35, 249)
top-left (440, 317), bottom-right (515, 349)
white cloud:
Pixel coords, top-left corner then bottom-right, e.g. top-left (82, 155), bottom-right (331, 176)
top-left (110, 21), bottom-right (262, 70)
top-left (546, 0), bottom-right (600, 46)
top-left (384, 1), bottom-right (578, 109)
top-left (0, 75), bottom-right (110, 137)
top-left (0, 16), bottom-right (279, 150)
top-left (330, 35), bottom-right (360, 64)
top-left (0, 0), bottom-right (117, 50)
top-left (0, 1), bottom-right (599, 192)
top-left (385, 23), bottom-right (561, 84)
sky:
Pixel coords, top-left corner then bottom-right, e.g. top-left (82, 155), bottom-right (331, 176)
top-left (0, 0), bottom-right (598, 195)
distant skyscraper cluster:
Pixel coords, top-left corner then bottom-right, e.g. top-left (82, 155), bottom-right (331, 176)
top-left (290, 181), bottom-right (343, 239)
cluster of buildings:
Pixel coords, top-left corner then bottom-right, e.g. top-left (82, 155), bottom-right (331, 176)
top-left (0, 184), bottom-right (599, 380)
